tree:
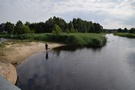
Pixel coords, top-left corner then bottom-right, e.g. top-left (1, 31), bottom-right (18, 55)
top-left (44, 16), bottom-right (67, 32)
top-left (65, 28), bottom-right (70, 34)
top-left (124, 28), bottom-right (128, 32)
top-left (118, 28), bottom-right (122, 32)
top-left (14, 20), bottom-right (23, 34)
top-left (5, 22), bottom-right (14, 34)
top-left (25, 21), bottom-right (30, 26)
top-left (93, 23), bottom-right (102, 33)
top-left (29, 23), bottom-right (36, 33)
top-left (20, 25), bottom-right (31, 34)
top-left (52, 24), bottom-right (62, 35)
top-left (129, 28), bottom-right (135, 33)
top-left (35, 22), bottom-right (45, 33)
top-left (68, 21), bottom-right (74, 32)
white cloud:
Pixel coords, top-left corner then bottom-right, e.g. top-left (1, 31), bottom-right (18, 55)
top-left (102, 19), bottom-right (133, 29)
top-left (0, 0), bottom-right (134, 28)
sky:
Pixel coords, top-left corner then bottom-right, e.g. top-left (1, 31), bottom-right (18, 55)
top-left (0, 0), bottom-right (135, 29)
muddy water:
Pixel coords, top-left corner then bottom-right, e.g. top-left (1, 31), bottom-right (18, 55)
top-left (16, 34), bottom-right (135, 90)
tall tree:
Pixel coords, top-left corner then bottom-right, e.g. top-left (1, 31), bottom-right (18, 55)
top-left (14, 20), bottom-right (23, 34)
top-left (124, 28), bottom-right (128, 32)
top-left (35, 22), bottom-right (45, 33)
top-left (5, 22), bottom-right (14, 34)
top-left (93, 23), bottom-right (102, 33)
top-left (44, 16), bottom-right (67, 32)
top-left (118, 28), bottom-right (122, 32)
top-left (25, 21), bottom-right (30, 26)
top-left (129, 28), bottom-right (135, 33)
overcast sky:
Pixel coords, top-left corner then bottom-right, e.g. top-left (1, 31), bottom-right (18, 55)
top-left (0, 0), bottom-right (135, 29)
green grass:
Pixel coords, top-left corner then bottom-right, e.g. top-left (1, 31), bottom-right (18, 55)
top-left (114, 33), bottom-right (135, 38)
top-left (0, 33), bottom-right (107, 48)
top-left (20, 33), bottom-right (106, 47)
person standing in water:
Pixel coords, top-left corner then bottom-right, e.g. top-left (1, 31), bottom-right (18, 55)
top-left (45, 43), bottom-right (48, 50)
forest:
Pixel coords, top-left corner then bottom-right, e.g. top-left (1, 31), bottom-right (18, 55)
top-left (1, 16), bottom-right (135, 47)
top-left (0, 16), bottom-right (103, 35)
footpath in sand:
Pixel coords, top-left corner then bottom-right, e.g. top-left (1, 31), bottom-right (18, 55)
top-left (0, 41), bottom-right (64, 84)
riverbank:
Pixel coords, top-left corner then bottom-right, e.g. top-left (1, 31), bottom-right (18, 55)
top-left (1, 33), bottom-right (106, 47)
top-left (114, 33), bottom-right (135, 38)
top-left (0, 41), bottom-right (64, 65)
top-left (0, 41), bottom-right (64, 85)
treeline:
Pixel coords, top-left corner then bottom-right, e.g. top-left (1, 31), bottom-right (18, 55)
top-left (117, 28), bottom-right (135, 33)
top-left (0, 16), bottom-right (103, 35)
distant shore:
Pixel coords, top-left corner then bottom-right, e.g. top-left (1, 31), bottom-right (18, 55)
top-left (0, 41), bottom-right (64, 66)
top-left (114, 33), bottom-right (135, 38)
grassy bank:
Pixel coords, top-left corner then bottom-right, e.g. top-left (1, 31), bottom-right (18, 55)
top-left (114, 33), bottom-right (135, 38)
top-left (0, 33), bottom-right (106, 48)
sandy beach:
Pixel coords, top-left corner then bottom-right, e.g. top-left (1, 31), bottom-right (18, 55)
top-left (0, 41), bottom-right (64, 65)
top-left (0, 41), bottom-right (64, 84)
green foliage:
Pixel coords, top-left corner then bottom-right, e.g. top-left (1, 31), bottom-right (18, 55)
top-left (18, 33), bottom-right (106, 48)
top-left (21, 25), bottom-right (31, 34)
top-left (124, 28), bottom-right (128, 32)
top-left (71, 18), bottom-right (103, 33)
top-left (37, 17), bottom-right (103, 33)
top-left (5, 22), bottom-right (14, 34)
top-left (116, 27), bottom-right (132, 34)
top-left (25, 21), bottom-right (30, 26)
top-left (129, 28), bottom-right (135, 33)
top-left (114, 33), bottom-right (135, 38)
top-left (14, 20), bottom-right (23, 35)
top-left (65, 29), bottom-right (70, 34)
top-left (52, 24), bottom-right (62, 35)
top-left (0, 16), bottom-right (104, 34)
top-left (12, 21), bottom-right (32, 35)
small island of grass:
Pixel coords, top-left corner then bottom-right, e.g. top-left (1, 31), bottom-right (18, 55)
top-left (20, 33), bottom-right (106, 48)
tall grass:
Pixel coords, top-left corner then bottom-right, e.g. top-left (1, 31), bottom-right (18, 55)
top-left (19, 33), bottom-right (106, 47)
top-left (114, 33), bottom-right (135, 38)
top-left (0, 33), bottom-right (106, 47)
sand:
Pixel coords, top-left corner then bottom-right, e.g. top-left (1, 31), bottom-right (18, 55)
top-left (0, 41), bottom-right (64, 84)
top-left (0, 41), bottom-right (64, 65)
top-left (0, 62), bottom-right (17, 84)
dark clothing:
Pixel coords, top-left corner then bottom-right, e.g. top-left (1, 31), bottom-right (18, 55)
top-left (45, 43), bottom-right (48, 50)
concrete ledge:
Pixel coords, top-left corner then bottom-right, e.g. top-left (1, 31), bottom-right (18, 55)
top-left (0, 76), bottom-right (21, 90)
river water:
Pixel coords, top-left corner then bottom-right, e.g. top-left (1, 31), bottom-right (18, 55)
top-left (16, 34), bottom-right (135, 90)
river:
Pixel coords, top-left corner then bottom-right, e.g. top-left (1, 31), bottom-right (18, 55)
top-left (16, 34), bottom-right (135, 90)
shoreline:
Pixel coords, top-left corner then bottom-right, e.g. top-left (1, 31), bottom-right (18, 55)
top-left (0, 41), bottom-right (64, 84)
top-left (0, 41), bottom-right (65, 66)
top-left (0, 41), bottom-right (64, 85)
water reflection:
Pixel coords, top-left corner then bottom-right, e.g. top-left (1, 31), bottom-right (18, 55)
top-left (45, 50), bottom-right (49, 60)
top-left (16, 34), bottom-right (135, 90)
top-left (53, 46), bottom-right (78, 52)
top-left (53, 46), bottom-right (103, 57)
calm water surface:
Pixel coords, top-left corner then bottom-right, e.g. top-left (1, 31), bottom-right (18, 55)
top-left (16, 34), bottom-right (135, 90)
